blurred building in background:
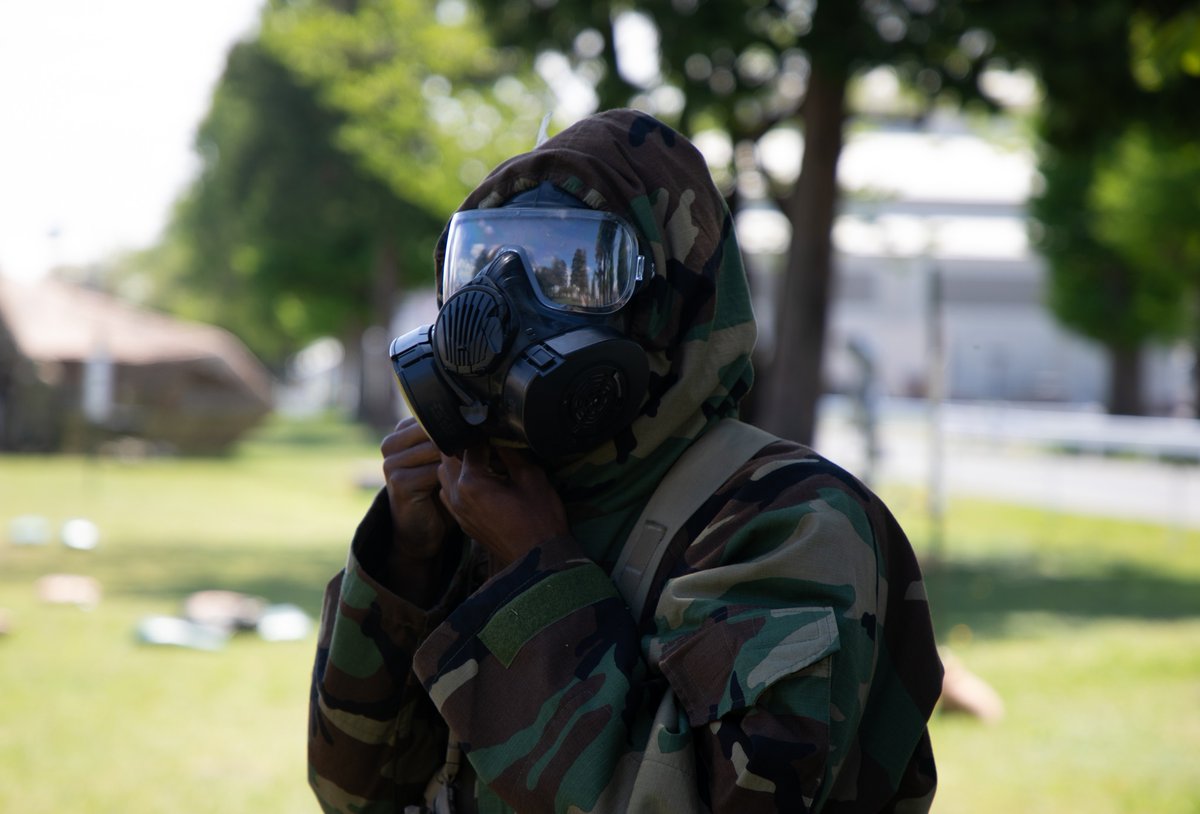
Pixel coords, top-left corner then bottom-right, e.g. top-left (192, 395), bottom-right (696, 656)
top-left (0, 277), bottom-right (272, 454)
top-left (739, 118), bottom-right (1191, 416)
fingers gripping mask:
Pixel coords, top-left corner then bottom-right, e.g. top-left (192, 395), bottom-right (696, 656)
top-left (389, 202), bottom-right (651, 460)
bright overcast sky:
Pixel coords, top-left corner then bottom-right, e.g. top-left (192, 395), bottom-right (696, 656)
top-left (0, 0), bottom-right (263, 282)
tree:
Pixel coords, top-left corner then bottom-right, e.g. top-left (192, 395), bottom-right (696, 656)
top-left (133, 0), bottom-right (556, 428)
top-left (1107, 7), bottom-right (1200, 413)
top-left (1130, 4), bottom-right (1200, 87)
top-left (1091, 127), bottom-right (1200, 413)
top-left (970, 0), bottom-right (1200, 414)
top-left (990, 2), bottom-right (1164, 415)
top-left (252, 0), bottom-right (557, 423)
top-left (569, 248), bottom-right (588, 297)
top-left (259, 0), bottom-right (553, 216)
top-left (153, 38), bottom-right (442, 358)
top-left (1030, 146), bottom-right (1159, 415)
top-left (131, 37), bottom-right (444, 427)
top-left (467, 0), bottom-right (990, 443)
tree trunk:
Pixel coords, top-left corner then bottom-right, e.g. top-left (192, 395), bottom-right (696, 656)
top-left (758, 62), bottom-right (848, 445)
top-left (1107, 343), bottom-right (1142, 416)
top-left (357, 236), bottom-right (401, 431)
top-left (1192, 343), bottom-right (1200, 419)
top-left (1191, 293), bottom-right (1200, 418)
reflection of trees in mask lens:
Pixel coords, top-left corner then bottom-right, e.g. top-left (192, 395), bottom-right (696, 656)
top-left (535, 258), bottom-right (569, 300)
top-left (568, 249), bottom-right (589, 307)
top-left (594, 219), bottom-right (619, 306)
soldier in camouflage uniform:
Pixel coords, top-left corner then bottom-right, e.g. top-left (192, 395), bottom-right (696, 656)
top-left (308, 109), bottom-right (943, 813)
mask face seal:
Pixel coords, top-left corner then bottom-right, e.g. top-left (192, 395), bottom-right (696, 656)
top-left (390, 209), bottom-right (650, 461)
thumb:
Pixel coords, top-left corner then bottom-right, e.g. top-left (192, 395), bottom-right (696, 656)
top-left (494, 446), bottom-right (543, 487)
top-left (460, 444), bottom-right (489, 475)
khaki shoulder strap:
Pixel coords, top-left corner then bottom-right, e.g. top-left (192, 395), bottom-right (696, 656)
top-left (611, 419), bottom-right (776, 619)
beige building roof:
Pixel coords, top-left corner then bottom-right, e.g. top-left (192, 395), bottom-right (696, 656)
top-left (0, 277), bottom-right (273, 404)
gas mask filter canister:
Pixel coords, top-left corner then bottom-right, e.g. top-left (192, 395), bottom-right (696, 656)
top-left (389, 204), bottom-right (650, 460)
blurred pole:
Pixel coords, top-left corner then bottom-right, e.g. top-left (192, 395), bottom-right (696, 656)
top-left (848, 336), bottom-right (881, 488)
top-left (82, 342), bottom-right (114, 427)
top-left (927, 261), bottom-right (946, 562)
top-left (82, 340), bottom-right (114, 458)
top-left (360, 325), bottom-right (396, 431)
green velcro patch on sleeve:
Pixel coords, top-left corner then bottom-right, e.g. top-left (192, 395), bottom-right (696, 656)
top-left (478, 565), bottom-right (617, 668)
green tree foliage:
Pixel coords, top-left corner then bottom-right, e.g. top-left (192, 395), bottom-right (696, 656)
top-left (1030, 145), bottom-right (1164, 414)
top-left (138, 0), bottom-right (555, 360)
top-left (136, 0), bottom-right (555, 427)
top-left (1092, 127), bottom-right (1200, 410)
top-left (137, 36), bottom-right (442, 369)
top-left (469, 0), bottom-right (992, 443)
top-left (260, 0), bottom-right (553, 216)
top-left (974, 0), bottom-right (1200, 414)
top-left (249, 0), bottom-right (557, 424)
top-left (569, 248), bottom-right (588, 295)
top-left (1093, 130), bottom-right (1200, 291)
top-left (1131, 5), bottom-right (1200, 86)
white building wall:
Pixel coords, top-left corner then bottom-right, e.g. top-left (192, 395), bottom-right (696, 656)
top-left (819, 245), bottom-right (1193, 410)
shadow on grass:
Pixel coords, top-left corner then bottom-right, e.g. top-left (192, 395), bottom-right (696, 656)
top-left (923, 557), bottom-right (1200, 639)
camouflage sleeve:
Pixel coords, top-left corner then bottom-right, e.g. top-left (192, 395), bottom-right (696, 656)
top-left (410, 449), bottom-right (941, 814)
top-left (307, 490), bottom-right (474, 813)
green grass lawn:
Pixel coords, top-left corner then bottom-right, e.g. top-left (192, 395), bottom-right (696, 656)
top-left (0, 415), bottom-right (381, 813)
top-left (2, 415), bottom-right (1198, 812)
top-left (884, 488), bottom-right (1200, 814)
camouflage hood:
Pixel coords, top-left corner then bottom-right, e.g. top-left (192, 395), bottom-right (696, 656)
top-left (436, 109), bottom-right (757, 565)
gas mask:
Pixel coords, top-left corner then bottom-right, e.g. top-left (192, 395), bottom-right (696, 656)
top-left (389, 203), bottom-right (651, 461)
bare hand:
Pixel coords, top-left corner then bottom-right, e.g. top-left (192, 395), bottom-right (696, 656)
top-left (382, 417), bottom-right (455, 562)
top-left (437, 444), bottom-right (569, 567)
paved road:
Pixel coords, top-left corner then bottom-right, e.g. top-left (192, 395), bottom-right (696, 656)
top-left (814, 401), bottom-right (1200, 530)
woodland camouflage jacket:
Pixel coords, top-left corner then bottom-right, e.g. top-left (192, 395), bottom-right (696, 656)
top-left (308, 110), bottom-right (943, 813)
